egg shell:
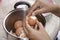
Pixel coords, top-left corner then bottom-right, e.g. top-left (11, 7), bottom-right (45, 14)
top-left (28, 16), bottom-right (37, 26)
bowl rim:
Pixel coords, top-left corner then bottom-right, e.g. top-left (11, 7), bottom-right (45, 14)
top-left (3, 10), bottom-right (24, 38)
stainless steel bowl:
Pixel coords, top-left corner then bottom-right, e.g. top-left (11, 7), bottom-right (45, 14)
top-left (3, 1), bottom-right (31, 40)
top-left (3, 9), bottom-right (28, 40)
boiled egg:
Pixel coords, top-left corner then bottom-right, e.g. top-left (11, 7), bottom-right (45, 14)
top-left (15, 28), bottom-right (23, 36)
top-left (14, 20), bottom-right (23, 29)
top-left (28, 16), bottom-right (37, 26)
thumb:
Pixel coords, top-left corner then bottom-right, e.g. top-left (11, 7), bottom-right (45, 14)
top-left (32, 8), bottom-right (49, 15)
top-left (37, 21), bottom-right (44, 31)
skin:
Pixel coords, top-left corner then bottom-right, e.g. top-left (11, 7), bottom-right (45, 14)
top-left (23, 20), bottom-right (51, 40)
top-left (23, 0), bottom-right (60, 40)
top-left (28, 0), bottom-right (60, 17)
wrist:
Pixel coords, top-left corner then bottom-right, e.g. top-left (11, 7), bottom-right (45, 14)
top-left (57, 5), bottom-right (60, 13)
top-left (56, 5), bottom-right (60, 17)
top-left (54, 5), bottom-right (60, 13)
top-left (52, 5), bottom-right (60, 17)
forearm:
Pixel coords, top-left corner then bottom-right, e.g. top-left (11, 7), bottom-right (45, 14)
top-left (56, 5), bottom-right (60, 17)
top-left (52, 5), bottom-right (60, 17)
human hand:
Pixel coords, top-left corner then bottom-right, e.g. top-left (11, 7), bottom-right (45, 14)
top-left (23, 20), bottom-right (51, 40)
top-left (28, 0), bottom-right (59, 17)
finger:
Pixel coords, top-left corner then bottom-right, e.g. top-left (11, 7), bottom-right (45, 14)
top-left (37, 21), bottom-right (44, 30)
top-left (35, 24), bottom-right (38, 30)
top-left (23, 26), bottom-right (28, 35)
top-left (28, 2), bottom-right (38, 16)
top-left (26, 16), bottom-right (28, 21)
top-left (25, 21), bottom-right (34, 32)
top-left (32, 8), bottom-right (49, 15)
